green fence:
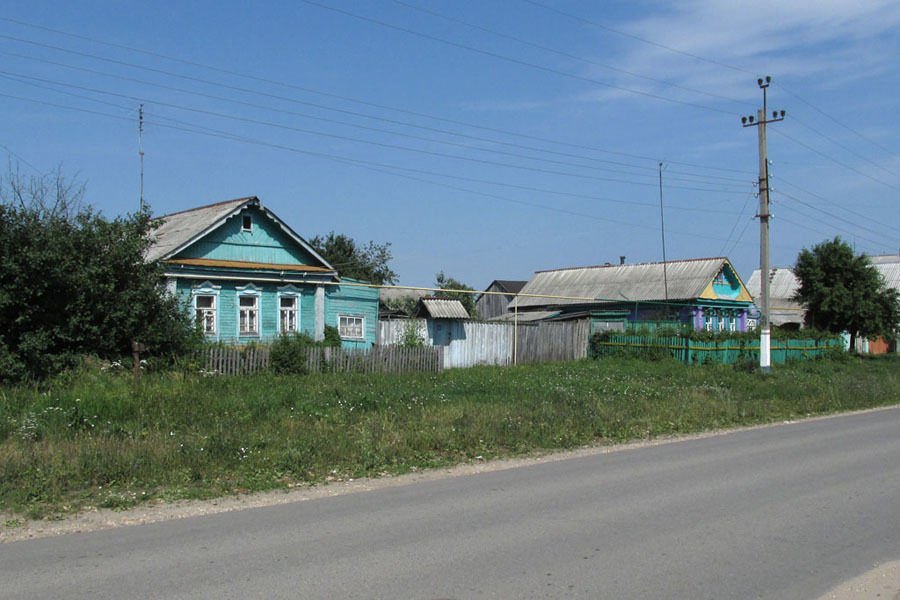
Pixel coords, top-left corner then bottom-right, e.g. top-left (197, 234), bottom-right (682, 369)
top-left (592, 335), bottom-right (842, 365)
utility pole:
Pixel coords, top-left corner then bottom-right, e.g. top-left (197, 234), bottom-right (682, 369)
top-left (139, 104), bottom-right (145, 213)
top-left (742, 76), bottom-right (785, 372)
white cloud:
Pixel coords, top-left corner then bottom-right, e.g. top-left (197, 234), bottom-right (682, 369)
top-left (586, 0), bottom-right (900, 105)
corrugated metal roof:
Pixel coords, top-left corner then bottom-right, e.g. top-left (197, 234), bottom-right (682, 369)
top-left (510, 257), bottom-right (730, 309)
top-left (746, 267), bottom-right (800, 301)
top-left (870, 254), bottom-right (900, 290)
top-left (147, 197), bottom-right (254, 262)
top-left (748, 257), bottom-right (900, 301)
top-left (415, 298), bottom-right (470, 319)
top-left (746, 268), bottom-right (804, 325)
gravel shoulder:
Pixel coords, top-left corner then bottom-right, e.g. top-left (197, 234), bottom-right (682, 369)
top-left (0, 427), bottom-right (742, 544)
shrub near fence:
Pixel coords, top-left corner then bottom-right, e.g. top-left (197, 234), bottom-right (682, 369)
top-left (590, 333), bottom-right (842, 365)
top-left (198, 345), bottom-right (443, 376)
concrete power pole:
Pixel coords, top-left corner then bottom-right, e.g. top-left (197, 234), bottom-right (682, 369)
top-left (742, 76), bottom-right (785, 372)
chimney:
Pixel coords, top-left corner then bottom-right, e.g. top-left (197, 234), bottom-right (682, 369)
top-left (620, 256), bottom-right (626, 265)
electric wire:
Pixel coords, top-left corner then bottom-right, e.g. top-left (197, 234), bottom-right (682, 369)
top-left (0, 20), bottom-right (754, 176)
top-left (390, 0), bottom-right (750, 108)
top-left (772, 128), bottom-right (900, 194)
top-left (296, 0), bottom-right (737, 115)
top-left (0, 69), bottom-right (749, 195)
top-left (0, 88), bottom-right (747, 221)
top-left (0, 51), bottom-right (752, 187)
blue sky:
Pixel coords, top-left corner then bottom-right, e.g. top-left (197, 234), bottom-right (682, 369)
top-left (2, 0), bottom-right (900, 289)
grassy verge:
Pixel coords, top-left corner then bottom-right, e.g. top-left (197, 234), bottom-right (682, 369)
top-left (2, 354), bottom-right (899, 519)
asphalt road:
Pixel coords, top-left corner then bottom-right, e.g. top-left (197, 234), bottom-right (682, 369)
top-left (4, 408), bottom-right (900, 599)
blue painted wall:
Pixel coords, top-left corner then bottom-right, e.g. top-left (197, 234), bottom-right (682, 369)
top-left (326, 278), bottom-right (380, 349)
top-left (176, 278), bottom-right (379, 346)
top-left (173, 206), bottom-right (322, 265)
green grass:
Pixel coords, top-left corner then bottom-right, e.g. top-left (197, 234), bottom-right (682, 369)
top-left (1, 354), bottom-right (899, 519)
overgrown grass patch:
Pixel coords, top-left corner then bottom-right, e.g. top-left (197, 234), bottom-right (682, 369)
top-left (2, 354), bottom-right (899, 519)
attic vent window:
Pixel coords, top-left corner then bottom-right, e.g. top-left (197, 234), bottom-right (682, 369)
top-left (242, 215), bottom-right (252, 232)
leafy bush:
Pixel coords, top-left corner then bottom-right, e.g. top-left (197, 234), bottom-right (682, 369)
top-left (269, 333), bottom-right (319, 375)
top-left (269, 328), bottom-right (341, 375)
top-left (400, 320), bottom-right (425, 348)
top-left (0, 169), bottom-right (198, 382)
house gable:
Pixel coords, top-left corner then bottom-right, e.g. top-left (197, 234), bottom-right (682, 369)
top-left (169, 204), bottom-right (327, 268)
top-left (698, 260), bottom-right (753, 302)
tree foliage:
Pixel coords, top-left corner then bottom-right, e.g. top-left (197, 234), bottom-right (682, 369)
top-left (309, 231), bottom-right (397, 285)
top-left (434, 271), bottom-right (477, 318)
top-left (0, 167), bottom-right (197, 382)
top-left (793, 237), bottom-right (900, 349)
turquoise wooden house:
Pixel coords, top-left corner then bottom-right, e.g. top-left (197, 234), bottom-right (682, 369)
top-left (147, 197), bottom-right (379, 349)
top-left (508, 257), bottom-right (756, 333)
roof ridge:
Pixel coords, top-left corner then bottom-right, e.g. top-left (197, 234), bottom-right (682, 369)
top-left (154, 196), bottom-right (257, 220)
top-left (536, 256), bottom-right (725, 274)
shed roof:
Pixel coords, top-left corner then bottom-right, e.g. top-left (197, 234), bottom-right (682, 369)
top-left (746, 267), bottom-right (804, 326)
top-left (511, 257), bottom-right (746, 309)
top-left (414, 297), bottom-right (470, 319)
top-left (746, 267), bottom-right (800, 301)
top-left (869, 254), bottom-right (900, 290)
top-left (490, 280), bottom-right (527, 294)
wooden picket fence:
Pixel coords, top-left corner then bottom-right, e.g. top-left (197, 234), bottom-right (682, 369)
top-left (198, 345), bottom-right (443, 376)
top-left (200, 345), bottom-right (269, 375)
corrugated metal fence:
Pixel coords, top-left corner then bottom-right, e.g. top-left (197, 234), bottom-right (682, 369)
top-left (199, 345), bottom-right (442, 375)
top-left (592, 334), bottom-right (842, 365)
top-left (377, 319), bottom-right (590, 368)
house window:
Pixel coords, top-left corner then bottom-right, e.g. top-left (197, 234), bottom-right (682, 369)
top-left (339, 315), bottom-right (365, 339)
top-left (242, 215), bottom-right (252, 232)
top-left (729, 317), bottom-right (737, 332)
top-left (718, 316), bottom-right (727, 332)
top-left (714, 271), bottom-right (727, 284)
top-left (195, 295), bottom-right (216, 335)
top-left (280, 296), bottom-right (298, 333)
top-left (239, 295), bottom-right (259, 335)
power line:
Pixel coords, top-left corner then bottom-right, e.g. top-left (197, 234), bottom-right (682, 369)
top-left (0, 89), bottom-right (747, 221)
top-left (0, 51), bottom-right (752, 187)
top-left (0, 69), bottom-right (749, 194)
top-left (772, 128), bottom-right (900, 194)
top-left (517, 1), bottom-right (900, 179)
top-left (775, 176), bottom-right (900, 237)
top-left (774, 83), bottom-right (900, 165)
top-left (390, 0), bottom-right (750, 108)
top-left (0, 20), bottom-right (755, 177)
top-left (788, 114), bottom-right (900, 180)
top-left (520, 0), bottom-right (758, 76)
top-left (296, 0), bottom-right (737, 115)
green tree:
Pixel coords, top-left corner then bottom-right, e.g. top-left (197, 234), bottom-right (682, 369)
top-left (309, 231), bottom-right (397, 285)
top-left (434, 271), bottom-right (477, 318)
top-left (793, 237), bottom-right (900, 350)
top-left (0, 167), bottom-right (197, 381)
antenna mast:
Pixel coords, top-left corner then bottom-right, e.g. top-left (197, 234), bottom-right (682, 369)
top-left (139, 104), bottom-right (144, 212)
top-left (659, 161), bottom-right (669, 302)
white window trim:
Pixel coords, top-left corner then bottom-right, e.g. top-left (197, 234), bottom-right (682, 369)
top-left (277, 284), bottom-right (301, 334)
top-left (192, 281), bottom-right (221, 338)
top-left (241, 214), bottom-right (253, 232)
top-left (338, 314), bottom-right (366, 340)
top-left (236, 283), bottom-right (262, 337)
